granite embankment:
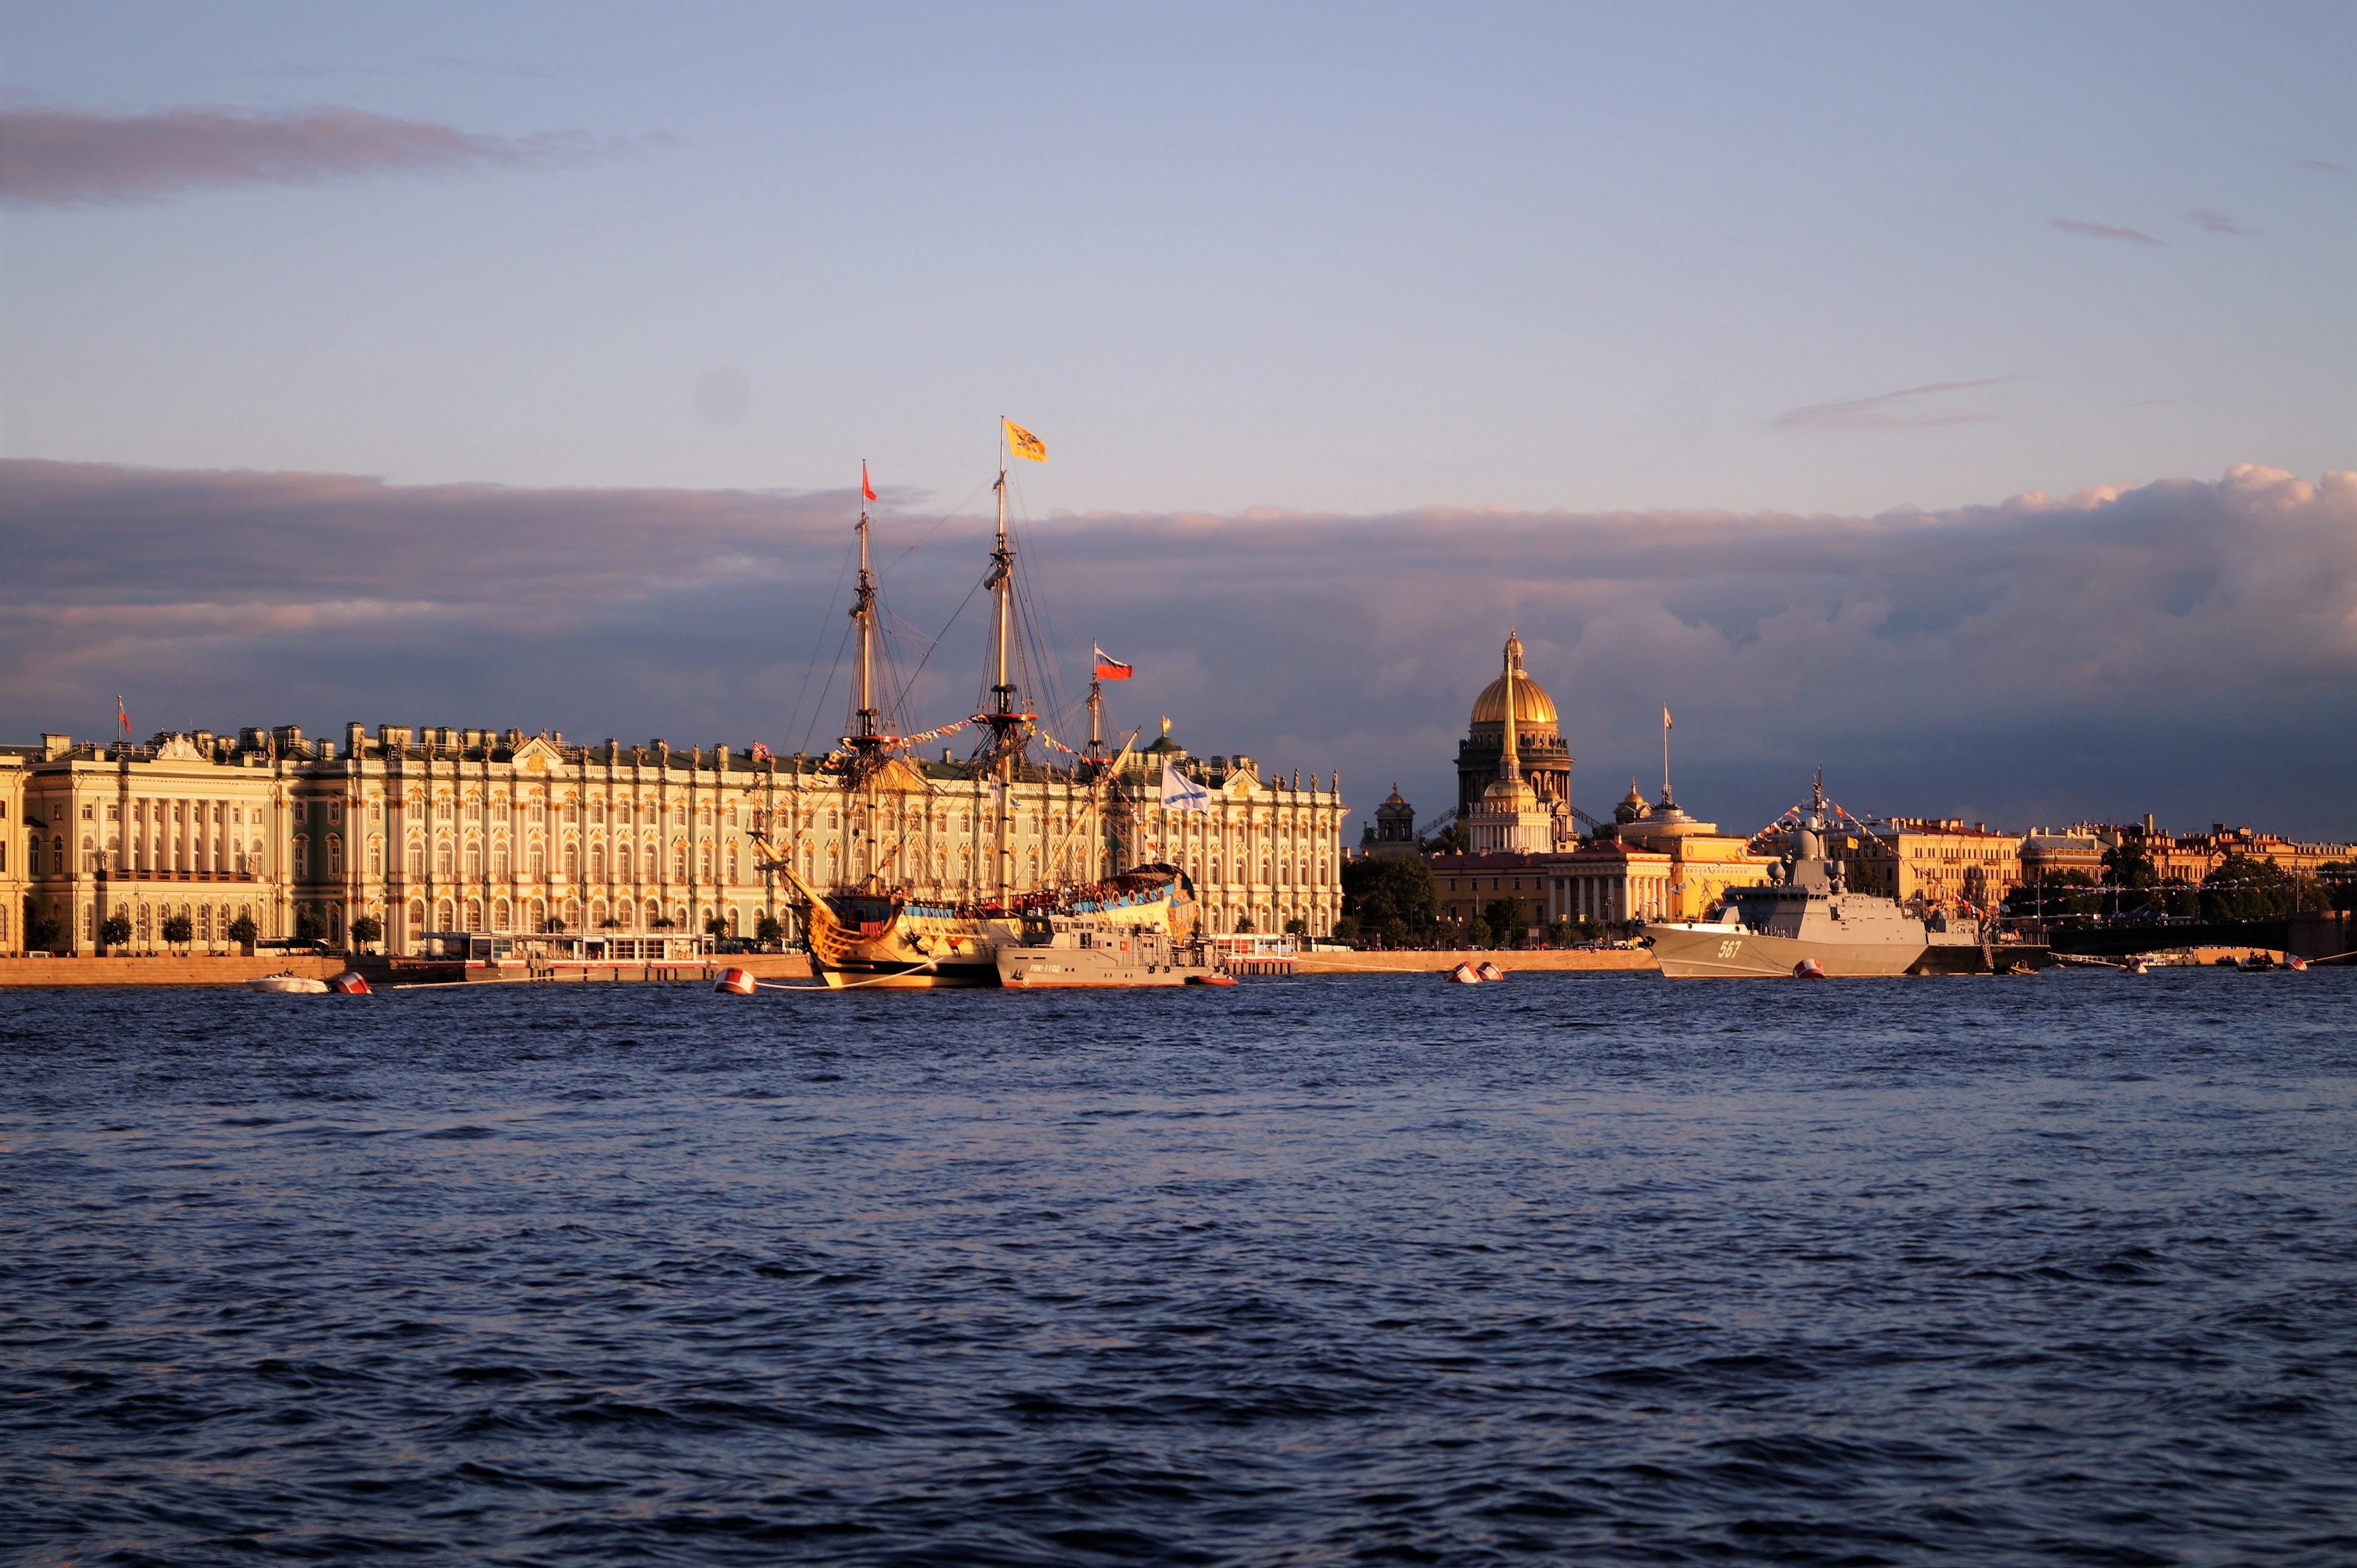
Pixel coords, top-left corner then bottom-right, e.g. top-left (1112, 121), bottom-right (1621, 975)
top-left (1292, 948), bottom-right (1658, 975)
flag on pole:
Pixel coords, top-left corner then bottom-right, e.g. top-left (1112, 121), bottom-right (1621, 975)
top-left (861, 461), bottom-right (877, 503)
top-left (1664, 707), bottom-right (1673, 730)
top-left (1004, 418), bottom-right (1047, 463)
top-left (117, 696), bottom-right (128, 736)
top-left (1160, 762), bottom-right (1211, 813)
top-left (1093, 645), bottom-right (1133, 680)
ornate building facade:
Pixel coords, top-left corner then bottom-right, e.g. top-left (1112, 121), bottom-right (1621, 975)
top-left (10, 719), bottom-right (1347, 953)
top-left (1114, 729), bottom-right (1344, 937)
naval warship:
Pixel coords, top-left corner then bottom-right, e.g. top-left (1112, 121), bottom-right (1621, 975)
top-left (1645, 775), bottom-right (2000, 978)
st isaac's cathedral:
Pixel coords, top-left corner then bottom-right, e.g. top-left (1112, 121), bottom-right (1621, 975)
top-left (1456, 632), bottom-right (1574, 850)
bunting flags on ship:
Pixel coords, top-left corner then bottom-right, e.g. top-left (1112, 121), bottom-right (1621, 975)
top-left (1004, 418), bottom-right (1047, 463)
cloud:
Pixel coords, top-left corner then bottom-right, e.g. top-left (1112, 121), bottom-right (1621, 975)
top-left (4, 460), bottom-right (2354, 839)
top-left (2188, 209), bottom-right (2257, 235)
top-left (2050, 217), bottom-right (2164, 245)
top-left (1771, 376), bottom-right (2029, 433)
top-left (0, 103), bottom-right (637, 206)
top-left (2297, 157), bottom-right (2351, 176)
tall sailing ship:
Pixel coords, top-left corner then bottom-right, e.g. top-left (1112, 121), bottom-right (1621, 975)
top-left (756, 425), bottom-right (1199, 987)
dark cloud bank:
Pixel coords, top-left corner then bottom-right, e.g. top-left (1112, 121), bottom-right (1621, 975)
top-left (0, 104), bottom-right (632, 205)
top-left (4, 460), bottom-right (2353, 840)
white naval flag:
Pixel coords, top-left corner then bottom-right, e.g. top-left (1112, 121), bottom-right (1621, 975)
top-left (1160, 762), bottom-right (1211, 813)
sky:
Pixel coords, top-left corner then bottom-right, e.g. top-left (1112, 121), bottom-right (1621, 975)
top-left (3, 3), bottom-right (2353, 839)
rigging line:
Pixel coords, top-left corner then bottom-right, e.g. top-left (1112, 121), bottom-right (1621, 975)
top-left (797, 614), bottom-right (858, 757)
top-left (878, 480), bottom-right (992, 578)
top-left (893, 570), bottom-right (991, 727)
top-left (782, 534), bottom-right (859, 754)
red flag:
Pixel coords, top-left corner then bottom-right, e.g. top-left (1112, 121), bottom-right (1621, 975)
top-left (1093, 645), bottom-right (1133, 680)
top-left (861, 461), bottom-right (877, 503)
top-left (117, 696), bottom-right (128, 733)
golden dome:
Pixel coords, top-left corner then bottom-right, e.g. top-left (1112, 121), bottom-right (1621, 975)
top-left (1470, 671), bottom-right (1557, 728)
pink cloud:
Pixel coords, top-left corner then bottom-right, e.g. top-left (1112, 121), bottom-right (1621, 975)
top-left (1771, 376), bottom-right (2031, 433)
top-left (0, 103), bottom-right (639, 206)
top-left (2049, 217), bottom-right (2164, 245)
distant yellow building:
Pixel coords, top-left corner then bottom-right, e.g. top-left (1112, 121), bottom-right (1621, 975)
top-left (1609, 782), bottom-right (1775, 921)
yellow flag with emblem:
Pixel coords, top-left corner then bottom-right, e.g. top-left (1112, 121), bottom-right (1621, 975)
top-left (1004, 418), bottom-right (1047, 463)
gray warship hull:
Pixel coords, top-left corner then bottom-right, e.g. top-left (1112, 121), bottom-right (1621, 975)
top-left (1647, 923), bottom-right (1925, 978)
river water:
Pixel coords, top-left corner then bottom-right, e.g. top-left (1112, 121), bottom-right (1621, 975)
top-left (4, 969), bottom-right (2352, 1565)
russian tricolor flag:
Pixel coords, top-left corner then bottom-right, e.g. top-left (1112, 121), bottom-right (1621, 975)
top-left (1093, 645), bottom-right (1133, 681)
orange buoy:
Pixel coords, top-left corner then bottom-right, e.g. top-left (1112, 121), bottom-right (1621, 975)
top-left (1475, 961), bottom-right (1505, 981)
top-left (329, 970), bottom-right (371, 995)
top-left (1447, 963), bottom-right (1482, 984)
top-left (714, 967), bottom-right (757, 995)
top-left (1793, 958), bottom-right (1827, 979)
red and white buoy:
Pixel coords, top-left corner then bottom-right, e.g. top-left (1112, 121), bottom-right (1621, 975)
top-left (1475, 961), bottom-right (1505, 982)
top-left (328, 970), bottom-right (371, 995)
top-left (714, 967), bottom-right (757, 995)
top-left (1792, 958), bottom-right (1827, 979)
top-left (1446, 962), bottom-right (1482, 984)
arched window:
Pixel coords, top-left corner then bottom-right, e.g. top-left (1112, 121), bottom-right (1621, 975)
top-left (726, 844), bottom-right (739, 881)
top-left (494, 899), bottom-right (512, 931)
top-left (82, 835), bottom-right (95, 872)
top-left (368, 839), bottom-right (382, 876)
top-left (617, 842), bottom-right (632, 878)
top-left (645, 899), bottom-right (661, 928)
top-left (408, 900), bottom-right (424, 942)
top-left (961, 811), bottom-right (971, 831)
top-left (590, 842), bottom-right (605, 880)
top-left (830, 810), bottom-right (840, 829)
top-left (699, 842), bottom-right (713, 878)
top-left (435, 840), bottom-right (452, 877)
top-left (137, 903), bottom-right (152, 942)
top-left (726, 908), bottom-right (740, 937)
top-left (528, 843), bottom-right (545, 878)
top-left (464, 898), bottom-right (482, 931)
top-left (327, 835), bottom-right (342, 877)
top-left (529, 898), bottom-right (545, 931)
top-left (436, 899), bottom-right (454, 931)
top-left (464, 842), bottom-right (482, 879)
top-left (673, 843), bottom-right (687, 878)
top-left (407, 840), bottom-right (424, 878)
top-left (562, 843), bottom-right (578, 879)
top-left (492, 844), bottom-right (510, 880)
top-left (54, 835), bottom-right (66, 873)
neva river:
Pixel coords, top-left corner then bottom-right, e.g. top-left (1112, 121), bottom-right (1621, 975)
top-left (4, 970), bottom-right (2353, 1565)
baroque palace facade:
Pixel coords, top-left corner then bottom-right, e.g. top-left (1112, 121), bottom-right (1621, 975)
top-left (5, 720), bottom-right (1345, 956)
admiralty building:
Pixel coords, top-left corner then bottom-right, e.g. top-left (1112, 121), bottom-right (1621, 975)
top-left (4, 721), bottom-right (1345, 955)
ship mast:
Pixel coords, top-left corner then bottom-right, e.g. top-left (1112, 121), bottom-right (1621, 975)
top-left (971, 425), bottom-right (1039, 900)
top-left (835, 470), bottom-right (909, 889)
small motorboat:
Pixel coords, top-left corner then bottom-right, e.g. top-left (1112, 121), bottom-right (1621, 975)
top-left (1183, 972), bottom-right (1238, 986)
top-left (2236, 952), bottom-right (2276, 972)
top-left (247, 972), bottom-right (331, 995)
top-left (1446, 962), bottom-right (1483, 984)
